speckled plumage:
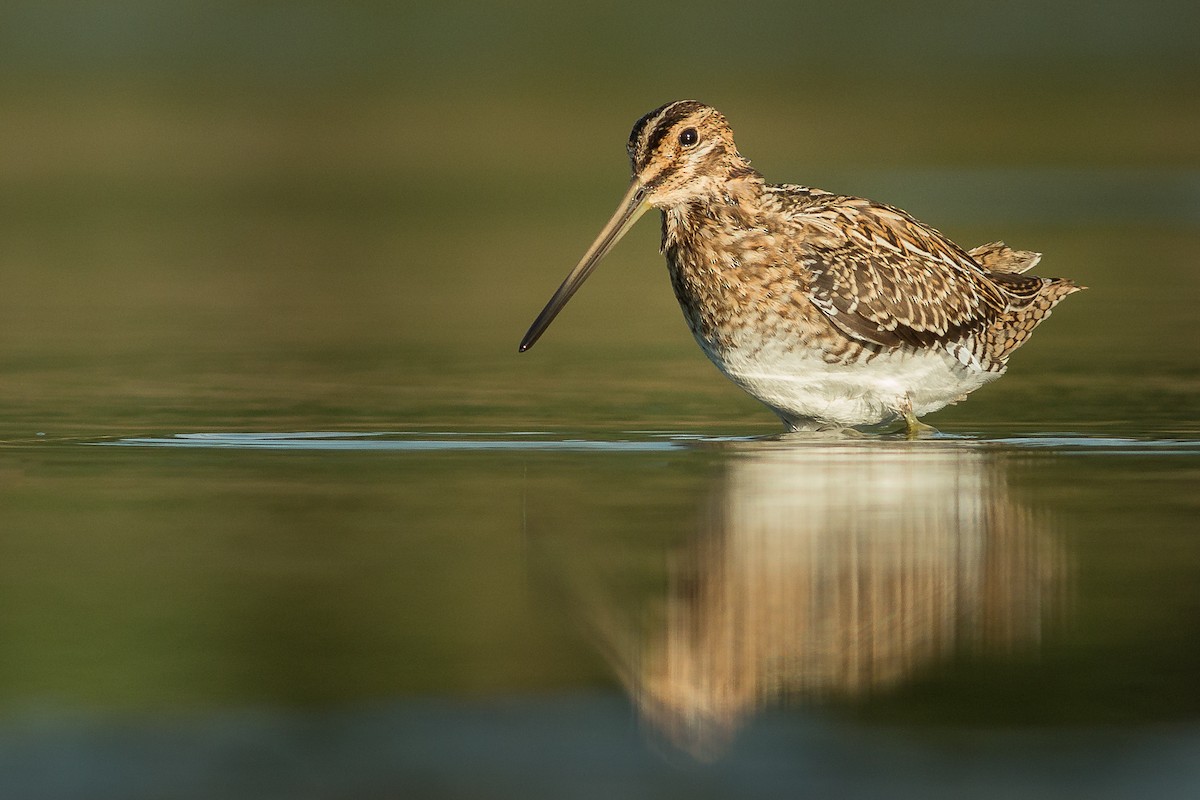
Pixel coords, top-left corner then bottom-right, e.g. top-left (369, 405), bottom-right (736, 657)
top-left (521, 100), bottom-right (1083, 431)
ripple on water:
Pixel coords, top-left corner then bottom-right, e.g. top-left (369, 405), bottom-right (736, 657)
top-left (84, 431), bottom-right (1200, 455)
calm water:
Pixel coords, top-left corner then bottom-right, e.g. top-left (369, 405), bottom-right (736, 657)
top-left (2, 426), bottom-right (1199, 798)
top-left (2, 3), bottom-right (1200, 797)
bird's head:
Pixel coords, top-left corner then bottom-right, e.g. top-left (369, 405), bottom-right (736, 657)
top-left (520, 101), bottom-right (754, 352)
top-left (624, 100), bottom-right (752, 208)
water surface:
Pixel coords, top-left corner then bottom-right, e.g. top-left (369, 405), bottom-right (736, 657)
top-left (1, 424), bottom-right (1197, 797)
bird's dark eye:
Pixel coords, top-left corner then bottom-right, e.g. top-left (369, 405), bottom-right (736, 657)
top-left (678, 127), bottom-right (698, 147)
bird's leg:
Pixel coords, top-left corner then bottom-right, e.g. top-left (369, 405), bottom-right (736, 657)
top-left (900, 395), bottom-right (937, 438)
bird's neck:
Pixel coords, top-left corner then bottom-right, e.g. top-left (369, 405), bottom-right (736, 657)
top-left (657, 172), bottom-right (795, 350)
top-left (659, 172), bottom-right (768, 256)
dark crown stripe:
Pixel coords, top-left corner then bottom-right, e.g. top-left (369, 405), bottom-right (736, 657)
top-left (629, 100), bottom-right (704, 169)
top-left (627, 107), bottom-right (661, 153)
top-left (644, 100), bottom-right (703, 155)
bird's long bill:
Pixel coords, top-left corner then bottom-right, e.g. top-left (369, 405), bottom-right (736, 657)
top-left (519, 180), bottom-right (650, 352)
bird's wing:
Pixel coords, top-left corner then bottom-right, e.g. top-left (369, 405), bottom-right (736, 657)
top-left (791, 198), bottom-right (1009, 348)
top-left (968, 241), bottom-right (1042, 274)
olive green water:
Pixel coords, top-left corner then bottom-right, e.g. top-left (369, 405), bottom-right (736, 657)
top-left (1, 3), bottom-right (1199, 798)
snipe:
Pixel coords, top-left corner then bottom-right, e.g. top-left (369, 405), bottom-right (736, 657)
top-left (520, 100), bottom-right (1083, 433)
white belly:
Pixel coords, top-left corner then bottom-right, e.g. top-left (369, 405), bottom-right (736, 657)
top-left (699, 334), bottom-right (1002, 429)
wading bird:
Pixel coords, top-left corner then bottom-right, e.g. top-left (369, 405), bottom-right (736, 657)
top-left (520, 101), bottom-right (1082, 433)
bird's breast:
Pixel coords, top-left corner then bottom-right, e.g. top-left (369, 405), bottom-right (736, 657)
top-left (661, 205), bottom-right (823, 354)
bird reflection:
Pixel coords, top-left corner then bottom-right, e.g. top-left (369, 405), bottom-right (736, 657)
top-left (555, 440), bottom-right (1064, 759)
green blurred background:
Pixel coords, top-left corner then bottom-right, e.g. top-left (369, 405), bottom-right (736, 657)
top-left (0, 4), bottom-right (1198, 795)
top-left (0, 0), bottom-right (1196, 436)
